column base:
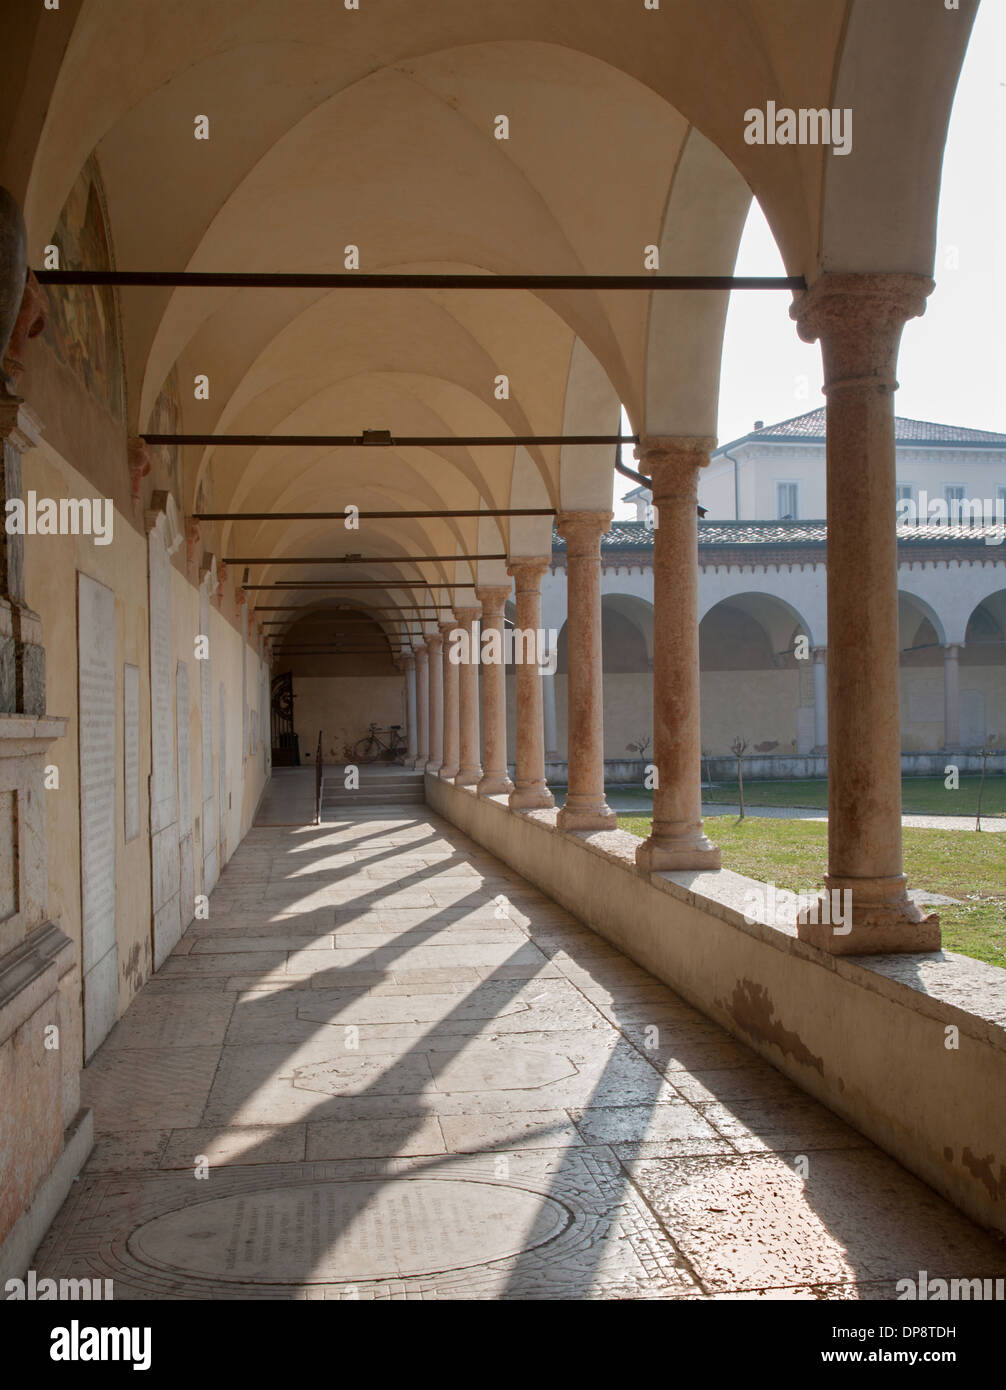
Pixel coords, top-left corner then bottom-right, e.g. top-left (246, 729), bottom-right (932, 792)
top-left (438, 764), bottom-right (459, 780)
top-left (478, 773), bottom-right (514, 797)
top-left (454, 766), bottom-right (482, 788)
top-left (557, 797), bottom-right (618, 832)
top-left (797, 874), bottom-right (941, 955)
top-left (509, 782), bottom-right (554, 811)
top-left (424, 759), bottom-right (442, 775)
top-left (636, 832), bottom-right (721, 873)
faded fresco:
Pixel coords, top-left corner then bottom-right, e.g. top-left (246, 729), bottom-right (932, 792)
top-left (148, 366), bottom-right (183, 508)
top-left (43, 156), bottom-right (125, 422)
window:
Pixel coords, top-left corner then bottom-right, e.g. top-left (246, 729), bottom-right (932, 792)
top-left (776, 481), bottom-right (799, 520)
top-left (896, 482), bottom-right (916, 503)
top-left (943, 484), bottom-right (966, 522)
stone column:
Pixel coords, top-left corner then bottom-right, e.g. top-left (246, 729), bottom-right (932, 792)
top-left (454, 607), bottom-right (482, 787)
top-left (475, 585), bottom-right (514, 795)
top-left (633, 442), bottom-right (720, 870)
top-left (812, 646), bottom-right (828, 753)
top-left (507, 559), bottom-right (554, 810)
top-left (425, 632), bottom-right (444, 773)
top-left (555, 512), bottom-right (616, 831)
top-left (439, 620), bottom-right (460, 779)
top-left (792, 272), bottom-right (938, 952)
top-left (542, 659), bottom-right (559, 761)
top-left (413, 645), bottom-right (429, 769)
top-left (943, 644), bottom-right (961, 751)
top-left (404, 655), bottom-right (418, 764)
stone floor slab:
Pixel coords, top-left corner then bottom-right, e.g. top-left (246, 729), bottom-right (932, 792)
top-left (34, 796), bottom-right (1005, 1301)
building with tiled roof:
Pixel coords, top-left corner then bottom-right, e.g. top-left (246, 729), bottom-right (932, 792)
top-left (622, 409), bottom-right (1006, 524)
top-left (539, 413), bottom-right (1006, 767)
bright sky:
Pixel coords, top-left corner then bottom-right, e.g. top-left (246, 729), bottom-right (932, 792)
top-left (718, 0), bottom-right (1006, 448)
top-left (616, 1), bottom-right (1006, 518)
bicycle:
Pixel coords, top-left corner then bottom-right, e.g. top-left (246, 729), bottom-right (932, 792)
top-left (351, 722), bottom-right (408, 763)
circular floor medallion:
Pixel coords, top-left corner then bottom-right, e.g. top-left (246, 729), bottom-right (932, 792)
top-left (128, 1177), bottom-right (571, 1283)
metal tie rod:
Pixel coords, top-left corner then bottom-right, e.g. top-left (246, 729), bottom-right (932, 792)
top-left (37, 271), bottom-right (804, 291)
top-left (226, 552), bottom-right (507, 565)
top-left (158, 434), bottom-right (631, 448)
top-left (197, 508), bottom-right (555, 521)
top-left (244, 581), bottom-right (474, 590)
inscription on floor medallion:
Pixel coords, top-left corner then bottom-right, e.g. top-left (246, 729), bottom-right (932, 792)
top-left (128, 1178), bottom-right (570, 1283)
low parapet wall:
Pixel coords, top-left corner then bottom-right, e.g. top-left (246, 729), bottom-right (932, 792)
top-left (426, 773), bottom-right (1006, 1236)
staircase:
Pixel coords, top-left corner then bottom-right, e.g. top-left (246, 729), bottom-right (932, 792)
top-left (319, 763), bottom-right (426, 819)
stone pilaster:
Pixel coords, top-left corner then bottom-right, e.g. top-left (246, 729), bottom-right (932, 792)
top-left (0, 393), bottom-right (45, 715)
top-left (791, 271), bottom-right (938, 953)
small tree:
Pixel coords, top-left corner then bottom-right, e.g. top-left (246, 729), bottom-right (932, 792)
top-left (731, 737), bottom-right (748, 819)
top-left (975, 735), bottom-right (999, 832)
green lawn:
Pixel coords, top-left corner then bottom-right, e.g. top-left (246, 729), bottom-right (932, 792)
top-left (619, 813), bottom-right (1006, 968)
top-left (701, 774), bottom-right (1005, 819)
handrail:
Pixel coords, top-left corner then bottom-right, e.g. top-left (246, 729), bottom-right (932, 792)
top-left (315, 729), bottom-right (323, 824)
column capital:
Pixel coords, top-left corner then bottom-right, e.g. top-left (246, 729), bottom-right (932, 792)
top-left (506, 556), bottom-right (549, 589)
top-left (790, 272), bottom-right (932, 391)
top-left (555, 510), bottom-right (612, 555)
top-left (474, 584), bottom-right (511, 617)
top-left (635, 437), bottom-right (715, 502)
top-left (404, 654), bottom-right (416, 670)
top-left (414, 642), bottom-right (428, 658)
top-left (426, 631), bottom-right (443, 652)
top-left (812, 645), bottom-right (827, 662)
top-left (438, 619), bottom-right (457, 638)
top-left (635, 435), bottom-right (716, 466)
top-left (453, 605), bottom-right (481, 625)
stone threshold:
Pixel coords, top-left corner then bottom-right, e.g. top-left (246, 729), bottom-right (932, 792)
top-left (426, 774), bottom-right (1006, 1237)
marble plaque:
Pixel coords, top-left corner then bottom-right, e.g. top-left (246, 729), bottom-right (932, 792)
top-left (199, 589), bottom-right (216, 892)
top-left (148, 527), bottom-right (176, 835)
top-left (123, 662), bottom-right (139, 841)
top-left (0, 788), bottom-right (16, 921)
top-left (218, 681), bottom-right (227, 865)
top-left (78, 572), bottom-right (117, 1056)
top-left (152, 825), bottom-right (181, 969)
top-left (241, 603), bottom-right (248, 762)
top-left (178, 833), bottom-right (195, 931)
top-left (175, 661), bottom-right (191, 831)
